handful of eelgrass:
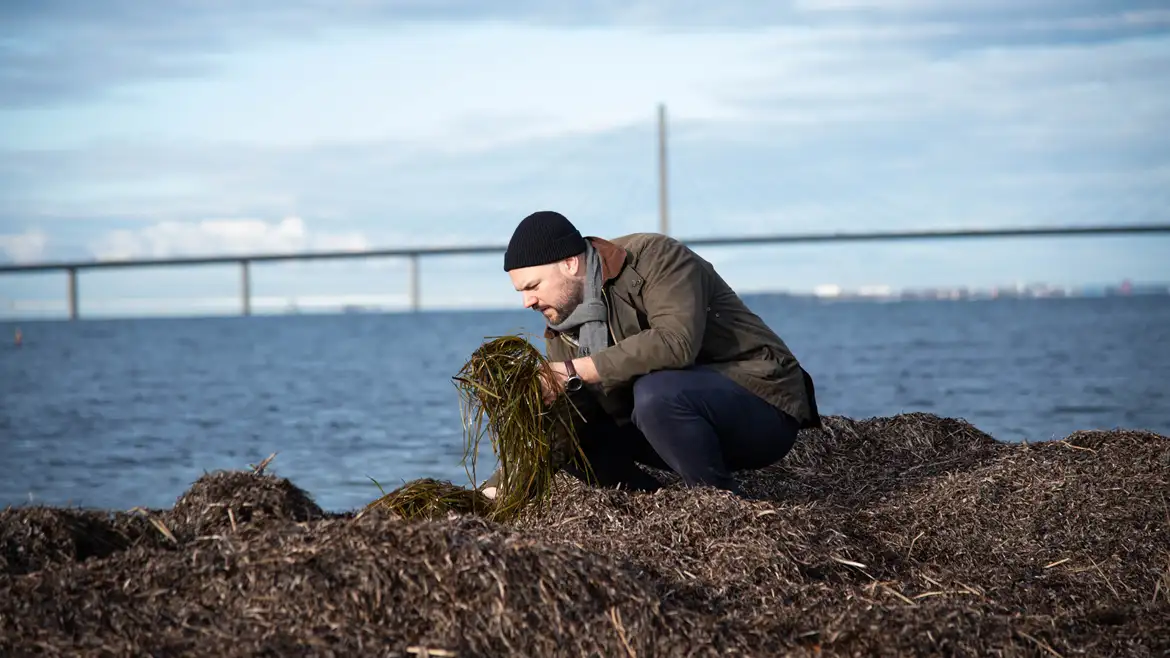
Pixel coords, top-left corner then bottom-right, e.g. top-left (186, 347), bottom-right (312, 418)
top-left (453, 334), bottom-right (587, 521)
top-left (364, 335), bottom-right (586, 523)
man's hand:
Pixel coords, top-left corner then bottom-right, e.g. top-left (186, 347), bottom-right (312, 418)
top-left (538, 357), bottom-right (600, 406)
top-left (539, 361), bottom-right (568, 406)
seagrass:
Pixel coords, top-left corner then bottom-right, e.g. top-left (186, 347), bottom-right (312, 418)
top-left (452, 334), bottom-right (587, 521)
top-left (363, 478), bottom-right (492, 520)
top-left (358, 335), bottom-right (587, 523)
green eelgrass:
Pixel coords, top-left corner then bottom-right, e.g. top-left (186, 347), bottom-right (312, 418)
top-left (453, 334), bottom-right (589, 521)
top-left (363, 477), bottom-right (492, 520)
top-left (363, 334), bottom-right (588, 523)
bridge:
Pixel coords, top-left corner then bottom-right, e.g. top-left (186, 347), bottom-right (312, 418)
top-left (3, 105), bottom-right (1168, 319)
top-left (3, 223), bottom-right (1168, 319)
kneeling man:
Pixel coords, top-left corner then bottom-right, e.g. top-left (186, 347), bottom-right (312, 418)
top-left (489, 210), bottom-right (820, 496)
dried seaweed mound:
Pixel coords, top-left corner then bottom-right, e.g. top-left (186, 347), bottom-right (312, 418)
top-left (608, 412), bottom-right (1003, 507)
top-left (168, 469), bottom-right (325, 540)
top-left (0, 507), bottom-right (165, 576)
top-left (2, 414), bottom-right (1166, 658)
top-left (734, 412), bottom-right (1002, 503)
top-left (513, 414), bottom-right (1170, 656)
top-left (364, 478), bottom-right (492, 520)
top-left (0, 512), bottom-right (729, 657)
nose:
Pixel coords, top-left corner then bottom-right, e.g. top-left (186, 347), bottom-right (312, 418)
top-left (523, 292), bottom-right (538, 309)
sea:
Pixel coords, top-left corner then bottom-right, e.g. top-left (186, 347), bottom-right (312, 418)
top-left (2, 294), bottom-right (1168, 514)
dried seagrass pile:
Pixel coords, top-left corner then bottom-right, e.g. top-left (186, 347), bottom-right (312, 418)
top-left (363, 478), bottom-right (492, 521)
top-left (366, 334), bottom-right (584, 522)
top-left (2, 407), bottom-right (1168, 653)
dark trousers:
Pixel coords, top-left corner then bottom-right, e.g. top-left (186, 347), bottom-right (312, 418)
top-left (561, 366), bottom-right (800, 494)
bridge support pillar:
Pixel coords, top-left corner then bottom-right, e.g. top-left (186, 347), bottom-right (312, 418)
top-left (409, 254), bottom-right (420, 312)
top-left (241, 260), bottom-right (251, 316)
top-left (67, 267), bottom-right (78, 320)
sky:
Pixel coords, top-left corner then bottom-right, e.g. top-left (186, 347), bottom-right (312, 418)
top-left (1, 0), bottom-right (1168, 318)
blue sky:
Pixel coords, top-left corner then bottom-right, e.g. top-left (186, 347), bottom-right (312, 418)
top-left (1, 0), bottom-right (1168, 317)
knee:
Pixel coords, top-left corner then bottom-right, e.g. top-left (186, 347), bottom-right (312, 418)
top-left (632, 370), bottom-right (688, 420)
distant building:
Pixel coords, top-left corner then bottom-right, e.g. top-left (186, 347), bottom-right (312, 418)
top-left (857, 285), bottom-right (892, 298)
top-left (813, 284), bottom-right (842, 298)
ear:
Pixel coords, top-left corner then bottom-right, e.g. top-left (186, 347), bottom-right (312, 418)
top-left (562, 254), bottom-right (582, 276)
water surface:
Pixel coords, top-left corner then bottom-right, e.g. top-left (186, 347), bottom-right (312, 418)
top-left (2, 295), bottom-right (1166, 512)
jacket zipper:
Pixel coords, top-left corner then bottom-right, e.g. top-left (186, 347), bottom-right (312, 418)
top-left (601, 288), bottom-right (618, 345)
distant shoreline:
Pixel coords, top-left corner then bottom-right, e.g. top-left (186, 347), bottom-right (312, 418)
top-left (2, 288), bottom-right (1168, 324)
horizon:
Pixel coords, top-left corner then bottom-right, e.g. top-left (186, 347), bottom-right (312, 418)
top-left (2, 1), bottom-right (1169, 314)
top-left (2, 275), bottom-right (1165, 322)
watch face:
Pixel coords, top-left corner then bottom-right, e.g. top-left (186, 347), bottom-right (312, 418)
top-left (566, 376), bottom-right (583, 392)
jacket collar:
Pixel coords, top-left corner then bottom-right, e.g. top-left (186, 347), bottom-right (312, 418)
top-left (591, 236), bottom-right (628, 283)
top-left (543, 236), bottom-right (627, 340)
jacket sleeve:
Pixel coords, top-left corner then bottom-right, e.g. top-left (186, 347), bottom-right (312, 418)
top-left (544, 332), bottom-right (573, 363)
top-left (590, 237), bottom-right (708, 391)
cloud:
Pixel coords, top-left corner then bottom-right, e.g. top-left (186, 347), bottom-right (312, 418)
top-left (0, 229), bottom-right (48, 263)
top-left (713, 24), bottom-right (1170, 138)
top-left (88, 217), bottom-right (369, 261)
top-left (2, 0), bottom-right (1167, 109)
top-left (7, 11), bottom-right (1167, 229)
top-left (1, 25), bottom-right (775, 152)
top-left (0, 122), bottom-right (668, 243)
top-left (7, 92), bottom-right (1170, 256)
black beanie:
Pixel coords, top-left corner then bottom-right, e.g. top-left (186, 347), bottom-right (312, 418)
top-left (503, 210), bottom-right (586, 271)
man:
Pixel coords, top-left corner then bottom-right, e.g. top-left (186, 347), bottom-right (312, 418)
top-left (483, 210), bottom-right (820, 497)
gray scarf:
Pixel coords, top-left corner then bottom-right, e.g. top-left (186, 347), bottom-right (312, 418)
top-left (549, 241), bottom-right (609, 357)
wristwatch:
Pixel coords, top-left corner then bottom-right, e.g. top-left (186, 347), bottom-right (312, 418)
top-left (562, 360), bottom-right (584, 392)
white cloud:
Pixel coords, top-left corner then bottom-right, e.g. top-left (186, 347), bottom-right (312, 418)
top-left (719, 31), bottom-right (1169, 141)
top-left (89, 217), bottom-right (369, 261)
top-left (71, 16), bottom-right (1154, 153)
top-left (0, 229), bottom-right (48, 263)
top-left (0, 24), bottom-right (781, 152)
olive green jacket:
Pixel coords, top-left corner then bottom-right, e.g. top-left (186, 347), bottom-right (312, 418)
top-left (544, 233), bottom-right (820, 428)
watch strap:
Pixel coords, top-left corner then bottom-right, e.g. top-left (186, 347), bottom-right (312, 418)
top-left (562, 359), bottom-right (583, 392)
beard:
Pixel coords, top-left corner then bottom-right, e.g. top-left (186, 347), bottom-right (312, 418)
top-left (541, 279), bottom-right (584, 325)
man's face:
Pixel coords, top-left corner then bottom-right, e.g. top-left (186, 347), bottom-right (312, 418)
top-left (509, 257), bottom-right (584, 324)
